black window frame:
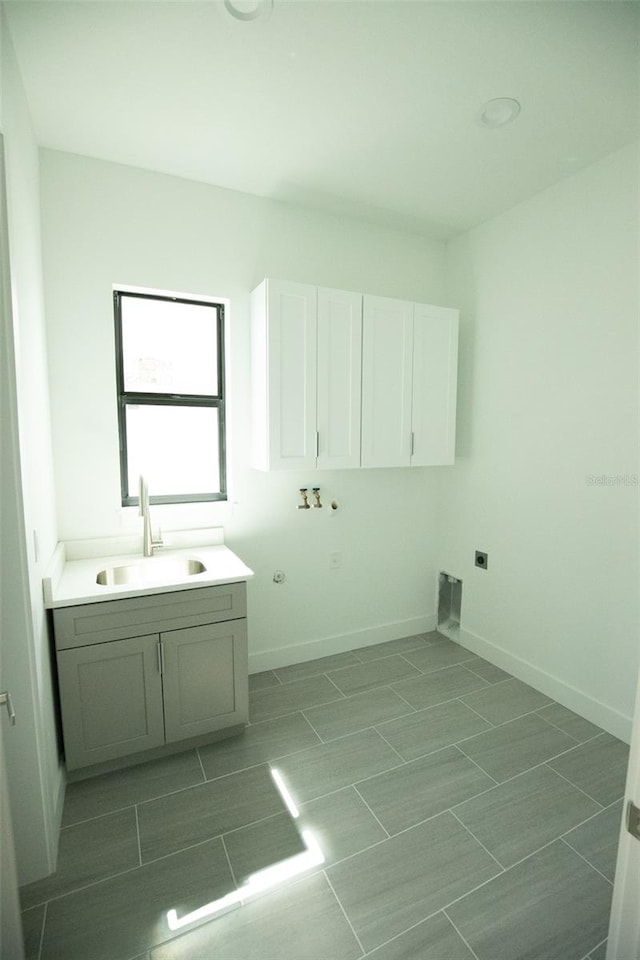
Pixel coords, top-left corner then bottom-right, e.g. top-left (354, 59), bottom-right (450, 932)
top-left (114, 289), bottom-right (227, 507)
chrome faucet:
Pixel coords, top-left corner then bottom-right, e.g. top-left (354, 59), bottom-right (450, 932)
top-left (139, 475), bottom-right (163, 557)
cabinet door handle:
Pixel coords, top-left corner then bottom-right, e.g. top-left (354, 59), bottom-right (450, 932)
top-left (157, 641), bottom-right (165, 675)
top-left (410, 432), bottom-right (415, 457)
top-left (0, 691), bottom-right (16, 726)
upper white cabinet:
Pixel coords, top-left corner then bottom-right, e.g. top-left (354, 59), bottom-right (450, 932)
top-left (251, 279), bottom-right (458, 471)
top-left (361, 295), bottom-right (414, 468)
top-left (361, 295), bottom-right (458, 468)
top-left (251, 279), bottom-right (362, 470)
top-left (411, 302), bottom-right (459, 466)
top-left (317, 286), bottom-right (362, 470)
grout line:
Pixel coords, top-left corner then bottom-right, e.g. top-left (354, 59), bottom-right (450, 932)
top-left (338, 646), bottom-right (430, 669)
top-left (543, 726), bottom-right (607, 752)
top-left (221, 807), bottom-right (288, 842)
top-left (488, 833), bottom-right (570, 874)
top-left (450, 743), bottom-right (500, 786)
top-left (466, 703), bottom-right (564, 732)
top-left (583, 937), bottom-right (608, 960)
top-left (63, 760), bottom-right (223, 828)
top-left (352, 785), bottom-right (391, 839)
top-left (356, 913), bottom-right (441, 960)
top-left (195, 747), bottom-right (208, 782)
top-left (259, 670), bottom-right (284, 686)
top-left (60, 801), bottom-right (139, 830)
top-left (406, 658), bottom-right (490, 683)
top-left (304, 802), bottom-right (511, 876)
top-left (249, 695), bottom-right (346, 727)
top-left (36, 900), bottom-right (47, 960)
top-left (444, 910), bottom-right (483, 960)
top-left (446, 749), bottom-right (619, 821)
top-left (559, 837), bottom-right (614, 886)
top-left (388, 686), bottom-right (475, 714)
top-left (438, 863), bottom-right (518, 919)
top-left (533, 709), bottom-right (584, 743)
top-left (29, 802), bottom-right (305, 910)
top-left (545, 763), bottom-right (606, 809)
top-left (220, 833), bottom-right (239, 890)
top-left (387, 685), bottom-right (418, 711)
top-left (23, 862), bottom-right (147, 909)
top-left (453, 697), bottom-right (499, 727)
top-left (299, 710), bottom-right (326, 743)
top-left (301, 781), bottom-right (383, 811)
top-left (438, 835), bottom-right (573, 920)
top-left (266, 721), bottom-right (406, 758)
top-left (324, 672), bottom-right (352, 696)
top-left (449, 808), bottom-right (506, 871)
top-left (322, 870), bottom-right (367, 958)
top-left (372, 727), bottom-right (408, 764)
top-left (461, 660), bottom-right (511, 684)
top-left (396, 652), bottom-right (422, 672)
top-left (134, 805), bottom-right (142, 867)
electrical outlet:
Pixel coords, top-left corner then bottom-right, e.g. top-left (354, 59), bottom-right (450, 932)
top-left (475, 550), bottom-right (488, 570)
top-left (329, 551), bottom-right (342, 569)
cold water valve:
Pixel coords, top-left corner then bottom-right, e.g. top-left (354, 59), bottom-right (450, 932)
top-left (298, 488), bottom-right (310, 509)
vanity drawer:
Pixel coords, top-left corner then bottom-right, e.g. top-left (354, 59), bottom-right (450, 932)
top-left (53, 582), bottom-right (247, 650)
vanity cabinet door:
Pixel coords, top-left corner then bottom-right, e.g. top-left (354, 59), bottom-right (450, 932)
top-left (161, 620), bottom-right (248, 744)
top-left (57, 634), bottom-right (165, 771)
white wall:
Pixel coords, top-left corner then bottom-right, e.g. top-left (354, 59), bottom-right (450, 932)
top-left (441, 144), bottom-right (639, 741)
top-left (0, 7), bottom-right (63, 884)
top-left (38, 139), bottom-right (638, 741)
top-left (40, 149), bottom-right (447, 668)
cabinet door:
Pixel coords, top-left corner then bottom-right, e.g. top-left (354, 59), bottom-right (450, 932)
top-left (251, 279), bottom-right (317, 470)
top-left (161, 620), bottom-right (248, 744)
top-left (317, 287), bottom-right (362, 470)
top-left (57, 634), bottom-right (165, 771)
top-left (411, 304), bottom-right (459, 466)
top-left (361, 295), bottom-right (414, 467)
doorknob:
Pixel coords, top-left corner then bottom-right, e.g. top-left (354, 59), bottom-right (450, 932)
top-left (0, 691), bottom-right (16, 725)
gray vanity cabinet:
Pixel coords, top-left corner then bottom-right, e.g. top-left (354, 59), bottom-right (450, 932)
top-left (56, 634), bottom-right (166, 768)
top-left (53, 583), bottom-right (248, 772)
top-left (161, 619), bottom-right (248, 744)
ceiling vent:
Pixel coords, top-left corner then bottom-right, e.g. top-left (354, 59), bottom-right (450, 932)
top-left (224, 0), bottom-right (273, 21)
top-left (478, 98), bottom-right (521, 128)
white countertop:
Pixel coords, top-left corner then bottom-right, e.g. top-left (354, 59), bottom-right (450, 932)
top-left (43, 533), bottom-right (254, 609)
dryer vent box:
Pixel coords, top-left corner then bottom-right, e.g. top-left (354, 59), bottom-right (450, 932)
top-left (438, 572), bottom-right (462, 641)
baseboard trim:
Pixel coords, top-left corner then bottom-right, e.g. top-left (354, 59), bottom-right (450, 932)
top-left (248, 614), bottom-right (437, 674)
top-left (458, 626), bottom-right (633, 744)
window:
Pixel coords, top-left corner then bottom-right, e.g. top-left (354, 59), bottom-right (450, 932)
top-left (114, 290), bottom-right (226, 505)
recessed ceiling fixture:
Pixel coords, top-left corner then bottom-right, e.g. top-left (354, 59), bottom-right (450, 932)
top-left (224, 0), bottom-right (273, 21)
top-left (479, 97), bottom-right (521, 128)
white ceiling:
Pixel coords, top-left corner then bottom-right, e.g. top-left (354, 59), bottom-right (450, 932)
top-left (4, 0), bottom-right (640, 239)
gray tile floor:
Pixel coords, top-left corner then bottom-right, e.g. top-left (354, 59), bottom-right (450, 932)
top-left (20, 632), bottom-right (628, 960)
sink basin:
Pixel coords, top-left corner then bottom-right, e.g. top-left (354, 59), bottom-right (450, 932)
top-left (96, 557), bottom-right (207, 586)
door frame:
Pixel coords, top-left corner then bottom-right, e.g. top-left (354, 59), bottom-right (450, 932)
top-left (607, 664), bottom-right (640, 959)
top-left (0, 727), bottom-right (25, 960)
